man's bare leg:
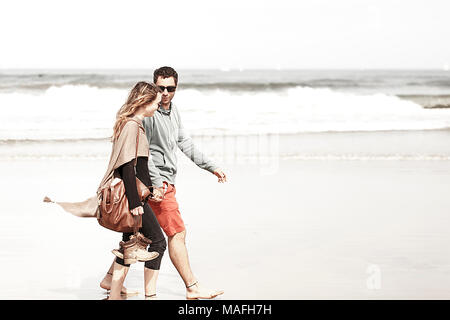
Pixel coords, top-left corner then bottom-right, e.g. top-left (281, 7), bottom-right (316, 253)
top-left (168, 230), bottom-right (224, 299)
top-left (100, 260), bottom-right (129, 294)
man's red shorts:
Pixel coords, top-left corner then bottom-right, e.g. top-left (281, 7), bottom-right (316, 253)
top-left (148, 184), bottom-right (185, 237)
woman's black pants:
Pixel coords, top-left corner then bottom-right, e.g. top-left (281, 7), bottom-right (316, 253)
top-left (115, 202), bottom-right (166, 270)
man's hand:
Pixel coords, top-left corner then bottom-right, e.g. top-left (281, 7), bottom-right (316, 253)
top-left (213, 169), bottom-right (227, 183)
top-left (150, 187), bottom-right (165, 202)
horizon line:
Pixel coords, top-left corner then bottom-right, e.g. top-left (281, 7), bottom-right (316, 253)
top-left (0, 67), bottom-right (448, 72)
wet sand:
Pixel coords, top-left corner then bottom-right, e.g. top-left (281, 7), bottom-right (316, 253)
top-left (1, 152), bottom-right (450, 299)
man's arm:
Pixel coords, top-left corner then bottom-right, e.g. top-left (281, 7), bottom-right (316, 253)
top-left (143, 117), bottom-right (164, 188)
top-left (147, 153), bottom-right (164, 188)
top-left (175, 108), bottom-right (219, 173)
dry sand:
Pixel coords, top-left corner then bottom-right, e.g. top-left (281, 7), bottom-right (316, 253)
top-left (1, 153), bottom-right (450, 299)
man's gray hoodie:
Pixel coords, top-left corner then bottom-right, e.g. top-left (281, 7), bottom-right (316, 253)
top-left (143, 102), bottom-right (218, 188)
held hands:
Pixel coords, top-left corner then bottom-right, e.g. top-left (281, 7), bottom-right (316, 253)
top-left (213, 168), bottom-right (227, 183)
top-left (148, 183), bottom-right (167, 203)
top-left (151, 187), bottom-right (165, 202)
top-left (131, 206), bottom-right (144, 216)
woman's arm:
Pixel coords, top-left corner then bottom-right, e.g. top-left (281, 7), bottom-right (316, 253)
top-left (135, 157), bottom-right (152, 187)
top-left (117, 159), bottom-right (141, 210)
top-left (135, 156), bottom-right (166, 201)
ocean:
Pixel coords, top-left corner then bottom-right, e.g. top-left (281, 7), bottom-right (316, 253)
top-left (1, 69), bottom-right (450, 160)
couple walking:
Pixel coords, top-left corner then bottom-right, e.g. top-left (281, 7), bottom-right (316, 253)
top-left (47, 66), bottom-right (226, 300)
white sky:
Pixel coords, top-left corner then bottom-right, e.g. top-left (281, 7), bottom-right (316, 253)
top-left (0, 0), bottom-right (449, 69)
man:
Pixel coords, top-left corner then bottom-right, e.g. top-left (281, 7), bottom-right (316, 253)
top-left (100, 67), bottom-right (226, 299)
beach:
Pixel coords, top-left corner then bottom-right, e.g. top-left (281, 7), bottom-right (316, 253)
top-left (1, 130), bottom-right (450, 299)
top-left (1, 68), bottom-right (450, 299)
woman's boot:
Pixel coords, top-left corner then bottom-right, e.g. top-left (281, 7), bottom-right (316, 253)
top-left (136, 232), bottom-right (159, 261)
top-left (136, 232), bottom-right (152, 250)
top-left (120, 236), bottom-right (139, 264)
top-left (113, 233), bottom-right (159, 263)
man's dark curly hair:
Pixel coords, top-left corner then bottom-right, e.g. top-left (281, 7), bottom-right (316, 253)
top-left (153, 66), bottom-right (178, 86)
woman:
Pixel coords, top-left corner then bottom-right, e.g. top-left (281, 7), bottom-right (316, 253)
top-left (103, 81), bottom-right (167, 300)
top-left (45, 81), bottom-right (166, 300)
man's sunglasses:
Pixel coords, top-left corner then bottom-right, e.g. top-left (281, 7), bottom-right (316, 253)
top-left (158, 85), bottom-right (177, 92)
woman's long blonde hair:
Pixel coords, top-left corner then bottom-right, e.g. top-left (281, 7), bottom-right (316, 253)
top-left (112, 81), bottom-right (160, 141)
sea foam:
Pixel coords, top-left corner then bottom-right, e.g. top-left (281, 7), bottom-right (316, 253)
top-left (1, 84), bottom-right (450, 141)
